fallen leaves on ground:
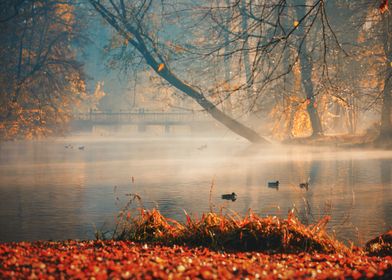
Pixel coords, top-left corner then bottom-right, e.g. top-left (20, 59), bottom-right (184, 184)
top-left (366, 230), bottom-right (392, 256)
top-left (1, 240), bottom-right (391, 279)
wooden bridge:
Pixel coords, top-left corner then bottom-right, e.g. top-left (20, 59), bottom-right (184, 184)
top-left (72, 110), bottom-right (216, 132)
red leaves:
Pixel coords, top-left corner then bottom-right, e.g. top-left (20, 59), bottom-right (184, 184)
top-left (184, 209), bottom-right (192, 226)
top-left (365, 230), bottom-right (392, 256)
top-left (380, 0), bottom-right (389, 14)
top-left (0, 241), bottom-right (391, 279)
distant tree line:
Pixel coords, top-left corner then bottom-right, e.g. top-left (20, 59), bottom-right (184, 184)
top-left (0, 0), bottom-right (390, 145)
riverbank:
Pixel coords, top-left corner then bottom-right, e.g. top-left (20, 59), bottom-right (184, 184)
top-left (1, 209), bottom-right (392, 279)
top-left (282, 133), bottom-right (392, 149)
top-left (0, 240), bottom-right (391, 279)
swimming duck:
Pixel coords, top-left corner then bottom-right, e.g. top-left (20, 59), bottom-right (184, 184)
top-left (299, 182), bottom-right (309, 191)
top-left (268, 181), bottom-right (279, 189)
top-left (221, 192), bottom-right (237, 201)
top-left (197, 144), bottom-right (207, 151)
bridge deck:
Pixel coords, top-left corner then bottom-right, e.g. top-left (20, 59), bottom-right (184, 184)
top-left (73, 111), bottom-right (214, 126)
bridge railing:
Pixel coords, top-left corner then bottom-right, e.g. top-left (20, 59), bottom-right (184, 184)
top-left (73, 110), bottom-right (213, 124)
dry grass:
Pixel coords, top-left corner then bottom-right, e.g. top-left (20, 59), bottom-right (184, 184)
top-left (112, 205), bottom-right (349, 254)
top-left (365, 230), bottom-right (392, 256)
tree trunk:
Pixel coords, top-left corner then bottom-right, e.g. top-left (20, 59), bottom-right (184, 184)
top-left (156, 64), bottom-right (266, 143)
top-left (380, 69), bottom-right (392, 139)
top-left (378, 12), bottom-right (392, 142)
top-left (294, 0), bottom-right (323, 137)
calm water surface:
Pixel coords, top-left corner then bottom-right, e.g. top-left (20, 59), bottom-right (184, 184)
top-left (0, 136), bottom-right (391, 245)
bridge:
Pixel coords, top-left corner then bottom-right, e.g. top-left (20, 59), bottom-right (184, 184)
top-left (72, 110), bottom-right (217, 132)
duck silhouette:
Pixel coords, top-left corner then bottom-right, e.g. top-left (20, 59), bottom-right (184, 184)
top-left (197, 144), bottom-right (207, 151)
top-left (299, 182), bottom-right (309, 191)
top-left (268, 181), bottom-right (279, 190)
top-left (221, 192), bottom-right (237, 201)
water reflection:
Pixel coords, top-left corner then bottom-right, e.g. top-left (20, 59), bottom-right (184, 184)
top-left (0, 137), bottom-right (391, 245)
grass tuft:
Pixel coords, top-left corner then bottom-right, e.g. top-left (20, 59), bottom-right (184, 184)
top-left (365, 230), bottom-right (392, 256)
top-left (111, 206), bottom-right (349, 254)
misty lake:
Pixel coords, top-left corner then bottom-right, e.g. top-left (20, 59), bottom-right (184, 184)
top-left (0, 135), bottom-right (391, 245)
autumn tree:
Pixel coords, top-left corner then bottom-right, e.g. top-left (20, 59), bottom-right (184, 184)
top-left (0, 0), bottom-right (86, 139)
top-left (321, 0), bottom-right (392, 142)
top-left (212, 1), bottom-right (390, 139)
top-left (292, 0), bottom-right (323, 136)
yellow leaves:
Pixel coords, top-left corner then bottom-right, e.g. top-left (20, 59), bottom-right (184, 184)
top-left (292, 107), bottom-right (312, 137)
top-left (55, 4), bottom-right (74, 24)
top-left (73, 81), bottom-right (104, 112)
top-left (0, 82), bottom-right (80, 140)
top-left (157, 63), bottom-right (165, 72)
top-left (0, 105), bottom-right (49, 140)
top-left (93, 81), bottom-right (105, 99)
top-left (293, 20), bottom-right (299, 27)
top-left (269, 95), bottom-right (312, 140)
top-left (69, 75), bottom-right (86, 95)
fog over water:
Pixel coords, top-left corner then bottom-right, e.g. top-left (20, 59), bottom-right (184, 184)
top-left (0, 134), bottom-right (391, 245)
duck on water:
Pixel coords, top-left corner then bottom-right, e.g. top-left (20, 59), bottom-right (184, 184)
top-left (221, 192), bottom-right (237, 201)
top-left (268, 181), bottom-right (279, 190)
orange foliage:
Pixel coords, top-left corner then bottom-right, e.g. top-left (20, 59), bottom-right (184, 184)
top-left (0, 1), bottom-right (86, 140)
top-left (157, 63), bottom-right (165, 72)
top-left (270, 62), bottom-right (312, 140)
top-left (291, 102), bottom-right (312, 137)
top-left (379, 0), bottom-right (389, 14)
top-left (55, 3), bottom-right (74, 25)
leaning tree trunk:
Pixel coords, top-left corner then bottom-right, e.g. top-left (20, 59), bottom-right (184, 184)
top-left (155, 62), bottom-right (265, 143)
top-left (89, 0), bottom-right (267, 144)
top-left (378, 11), bottom-right (392, 142)
top-left (294, 1), bottom-right (323, 137)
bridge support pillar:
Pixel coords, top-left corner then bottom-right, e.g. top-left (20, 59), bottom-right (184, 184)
top-left (189, 124), bottom-right (196, 133)
top-left (165, 125), bottom-right (170, 134)
top-left (138, 124), bottom-right (146, 132)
